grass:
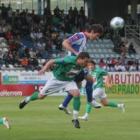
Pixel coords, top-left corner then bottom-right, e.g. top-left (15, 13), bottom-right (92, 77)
top-left (0, 95), bottom-right (140, 140)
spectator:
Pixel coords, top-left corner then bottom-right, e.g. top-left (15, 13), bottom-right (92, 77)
top-left (99, 59), bottom-right (106, 68)
top-left (119, 42), bottom-right (127, 56)
top-left (31, 57), bottom-right (41, 70)
top-left (30, 30), bottom-right (37, 42)
top-left (21, 56), bottom-right (29, 70)
top-left (114, 62), bottom-right (126, 71)
top-left (55, 39), bottom-right (62, 54)
top-left (36, 29), bottom-right (43, 40)
top-left (45, 40), bottom-right (52, 53)
top-left (126, 58), bottom-right (134, 71)
top-left (53, 6), bottom-right (61, 17)
top-left (112, 58), bottom-right (117, 67)
top-left (134, 58), bottom-right (139, 71)
top-left (129, 63), bottom-right (136, 71)
top-left (0, 49), bottom-right (5, 68)
top-left (106, 57), bottom-right (114, 71)
top-left (79, 6), bottom-right (85, 18)
top-left (128, 43), bottom-right (136, 55)
top-left (121, 57), bottom-right (128, 66)
top-left (5, 30), bottom-right (13, 40)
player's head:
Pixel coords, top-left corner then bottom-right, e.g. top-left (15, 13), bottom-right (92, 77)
top-left (87, 24), bottom-right (103, 40)
top-left (87, 59), bottom-right (96, 70)
top-left (77, 52), bottom-right (90, 67)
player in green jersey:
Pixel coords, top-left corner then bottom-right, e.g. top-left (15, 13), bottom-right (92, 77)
top-left (79, 60), bottom-right (125, 121)
top-left (19, 52), bottom-right (93, 128)
top-left (0, 117), bottom-right (10, 130)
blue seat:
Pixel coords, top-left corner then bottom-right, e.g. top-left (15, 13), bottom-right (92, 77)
top-left (90, 44), bottom-right (95, 47)
top-left (100, 54), bottom-right (105, 58)
top-left (105, 54), bottom-right (110, 58)
top-left (98, 49), bottom-right (102, 53)
top-left (103, 49), bottom-right (108, 53)
top-left (108, 49), bottom-right (113, 53)
top-left (100, 44), bottom-right (105, 48)
top-left (90, 54), bottom-right (95, 58)
top-left (93, 49), bottom-right (98, 53)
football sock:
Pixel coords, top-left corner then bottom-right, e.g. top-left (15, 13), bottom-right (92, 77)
top-left (73, 97), bottom-right (81, 111)
top-left (29, 92), bottom-right (39, 101)
top-left (0, 119), bottom-right (3, 124)
top-left (85, 86), bottom-right (93, 102)
top-left (62, 93), bottom-right (73, 107)
top-left (73, 110), bottom-right (79, 120)
top-left (86, 103), bottom-right (92, 114)
top-left (108, 101), bottom-right (118, 107)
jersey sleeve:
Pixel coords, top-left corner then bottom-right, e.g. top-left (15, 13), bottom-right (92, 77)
top-left (54, 56), bottom-right (76, 64)
top-left (96, 68), bottom-right (108, 76)
top-left (83, 69), bottom-right (89, 76)
top-left (101, 69), bottom-right (108, 75)
top-left (68, 33), bottom-right (84, 45)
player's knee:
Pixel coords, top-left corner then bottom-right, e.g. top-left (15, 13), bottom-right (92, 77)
top-left (103, 102), bottom-right (109, 106)
top-left (75, 92), bottom-right (80, 97)
top-left (38, 94), bottom-right (46, 99)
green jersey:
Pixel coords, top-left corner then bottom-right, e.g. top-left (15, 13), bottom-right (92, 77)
top-left (89, 68), bottom-right (108, 89)
top-left (53, 56), bottom-right (84, 81)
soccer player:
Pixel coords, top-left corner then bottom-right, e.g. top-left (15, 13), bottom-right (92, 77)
top-left (79, 60), bottom-right (125, 121)
top-left (58, 24), bottom-right (103, 114)
top-left (0, 117), bottom-right (11, 130)
top-left (19, 52), bottom-right (93, 128)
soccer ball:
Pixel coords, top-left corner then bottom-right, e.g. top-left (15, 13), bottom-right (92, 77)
top-left (110, 17), bottom-right (125, 30)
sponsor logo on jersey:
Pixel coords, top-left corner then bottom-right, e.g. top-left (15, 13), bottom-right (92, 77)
top-left (72, 35), bottom-right (79, 41)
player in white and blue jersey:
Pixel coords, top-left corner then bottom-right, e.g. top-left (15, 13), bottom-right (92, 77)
top-left (58, 24), bottom-right (104, 114)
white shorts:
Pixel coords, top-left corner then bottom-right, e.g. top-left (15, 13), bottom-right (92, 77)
top-left (40, 76), bottom-right (78, 95)
top-left (92, 88), bottom-right (107, 99)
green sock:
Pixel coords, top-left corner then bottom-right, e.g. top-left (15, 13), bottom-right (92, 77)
top-left (0, 119), bottom-right (3, 124)
top-left (108, 101), bottom-right (118, 107)
top-left (73, 97), bottom-right (81, 111)
top-left (86, 103), bottom-right (92, 114)
top-left (29, 92), bottom-right (39, 101)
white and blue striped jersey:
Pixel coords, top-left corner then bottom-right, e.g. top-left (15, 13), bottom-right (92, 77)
top-left (68, 32), bottom-right (87, 56)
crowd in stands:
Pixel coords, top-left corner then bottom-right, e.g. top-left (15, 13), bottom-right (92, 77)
top-left (98, 56), bottom-right (140, 72)
top-left (0, 3), bottom-right (139, 71)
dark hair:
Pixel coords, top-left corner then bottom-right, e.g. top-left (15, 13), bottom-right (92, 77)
top-left (77, 52), bottom-right (90, 59)
top-left (100, 59), bottom-right (103, 62)
top-left (88, 59), bottom-right (96, 65)
top-left (88, 24), bottom-right (104, 35)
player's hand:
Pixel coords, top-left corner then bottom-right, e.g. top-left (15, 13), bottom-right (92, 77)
top-left (38, 69), bottom-right (46, 75)
top-left (106, 83), bottom-right (112, 88)
top-left (75, 52), bottom-right (80, 56)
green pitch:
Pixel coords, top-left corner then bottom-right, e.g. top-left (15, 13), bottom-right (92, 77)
top-left (0, 95), bottom-right (140, 140)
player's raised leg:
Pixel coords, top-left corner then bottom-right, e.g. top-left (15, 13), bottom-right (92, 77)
top-left (0, 117), bottom-right (11, 130)
top-left (101, 99), bottom-right (125, 113)
top-left (19, 92), bottom-right (41, 109)
top-left (58, 93), bottom-right (72, 115)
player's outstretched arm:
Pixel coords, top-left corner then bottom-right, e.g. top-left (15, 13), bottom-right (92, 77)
top-left (62, 39), bottom-right (79, 56)
top-left (38, 59), bottom-right (54, 75)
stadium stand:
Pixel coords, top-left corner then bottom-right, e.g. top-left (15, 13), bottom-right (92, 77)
top-left (0, 3), bottom-right (139, 72)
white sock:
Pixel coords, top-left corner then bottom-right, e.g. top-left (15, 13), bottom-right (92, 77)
top-left (25, 97), bottom-right (30, 103)
top-left (117, 104), bottom-right (121, 108)
top-left (85, 113), bottom-right (89, 117)
top-left (73, 110), bottom-right (79, 120)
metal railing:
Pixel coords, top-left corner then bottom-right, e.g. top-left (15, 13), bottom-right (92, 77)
top-left (125, 25), bottom-right (140, 45)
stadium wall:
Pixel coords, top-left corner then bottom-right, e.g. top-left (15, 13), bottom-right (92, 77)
top-left (0, 71), bottom-right (140, 96)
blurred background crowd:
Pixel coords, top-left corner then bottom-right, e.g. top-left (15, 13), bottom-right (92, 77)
top-left (0, 3), bottom-right (139, 72)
